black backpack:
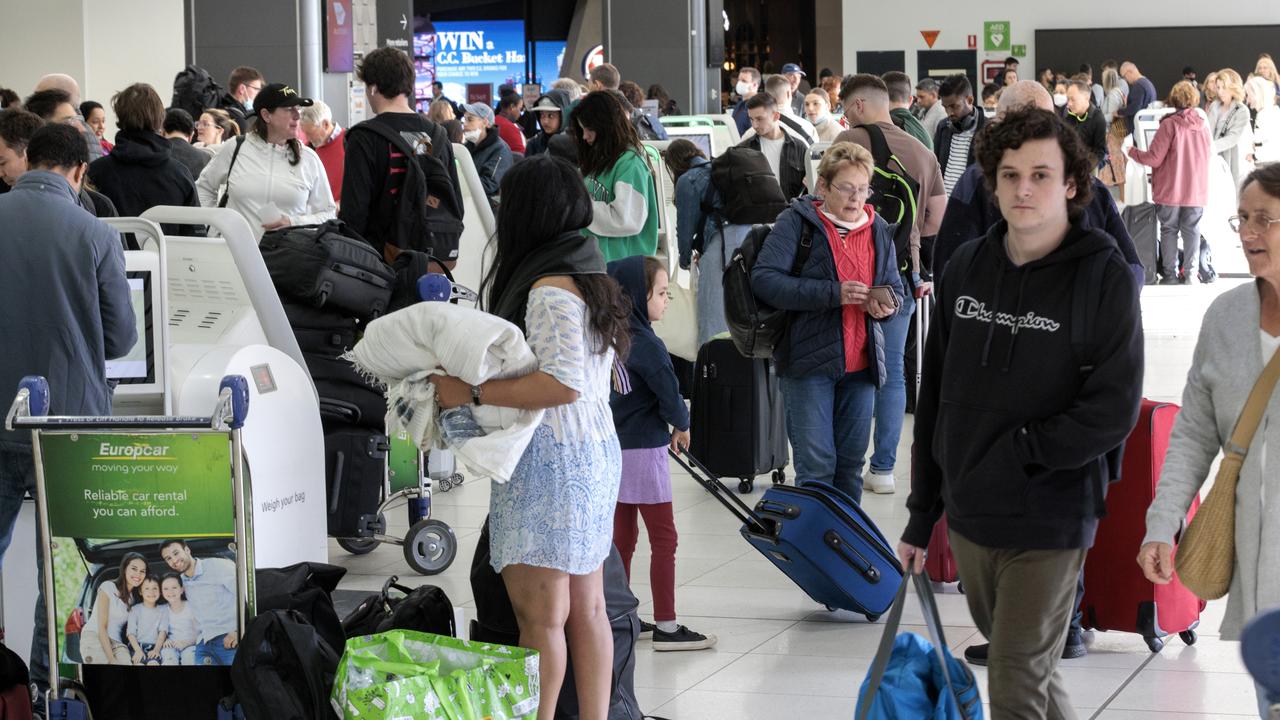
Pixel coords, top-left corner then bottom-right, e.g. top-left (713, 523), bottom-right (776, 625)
top-left (702, 146), bottom-right (788, 225)
top-left (341, 576), bottom-right (456, 639)
top-left (348, 120), bottom-right (465, 258)
top-left (722, 222), bottom-right (814, 358)
top-left (231, 610), bottom-right (339, 720)
top-left (255, 562), bottom-right (348, 657)
top-left (259, 219), bottom-right (396, 320)
top-left (171, 66), bottom-right (223, 120)
top-left (470, 519), bottom-right (644, 720)
top-left (856, 123), bottom-right (920, 277)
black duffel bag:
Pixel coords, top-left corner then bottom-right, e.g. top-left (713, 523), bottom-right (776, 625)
top-left (260, 220), bottom-right (395, 320)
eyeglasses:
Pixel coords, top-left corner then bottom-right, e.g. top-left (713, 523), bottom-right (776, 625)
top-left (1228, 213), bottom-right (1280, 234)
top-left (195, 122), bottom-right (216, 129)
top-left (827, 181), bottom-right (871, 198)
top-left (246, 83), bottom-right (265, 92)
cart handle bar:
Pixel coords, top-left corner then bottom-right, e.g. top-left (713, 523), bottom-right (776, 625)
top-left (6, 375), bottom-right (250, 432)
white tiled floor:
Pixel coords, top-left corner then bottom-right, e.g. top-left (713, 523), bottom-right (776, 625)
top-left (330, 278), bottom-right (1264, 719)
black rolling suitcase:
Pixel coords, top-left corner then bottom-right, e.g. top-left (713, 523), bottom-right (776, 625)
top-left (260, 219), bottom-right (395, 320)
top-left (1123, 203), bottom-right (1159, 285)
top-left (689, 338), bottom-right (788, 493)
top-left (308, 353), bottom-right (386, 430)
top-left (322, 425), bottom-right (388, 537)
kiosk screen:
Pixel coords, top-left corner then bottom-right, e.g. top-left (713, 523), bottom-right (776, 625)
top-left (105, 270), bottom-right (155, 384)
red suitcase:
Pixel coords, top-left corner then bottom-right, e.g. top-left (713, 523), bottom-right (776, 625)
top-left (1080, 399), bottom-right (1205, 652)
top-left (925, 515), bottom-right (959, 584)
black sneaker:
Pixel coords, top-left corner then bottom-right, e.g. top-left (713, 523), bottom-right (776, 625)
top-left (639, 620), bottom-right (656, 640)
top-left (964, 643), bottom-right (988, 666)
top-left (652, 624), bottom-right (718, 652)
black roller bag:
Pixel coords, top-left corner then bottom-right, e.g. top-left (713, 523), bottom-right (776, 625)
top-left (322, 425), bottom-right (388, 538)
top-left (470, 519), bottom-right (643, 720)
top-left (690, 337), bottom-right (789, 493)
top-left (260, 220), bottom-right (395, 320)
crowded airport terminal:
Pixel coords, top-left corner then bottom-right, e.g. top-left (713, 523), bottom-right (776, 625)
top-left (3, 0), bottom-right (1280, 718)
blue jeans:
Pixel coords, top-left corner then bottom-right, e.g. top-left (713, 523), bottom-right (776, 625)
top-left (0, 449), bottom-right (48, 710)
top-left (780, 370), bottom-right (876, 504)
top-left (196, 633), bottom-right (237, 665)
top-left (870, 293), bottom-right (916, 474)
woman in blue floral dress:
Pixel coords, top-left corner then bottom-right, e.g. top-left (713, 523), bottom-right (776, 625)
top-left (431, 154), bottom-right (632, 720)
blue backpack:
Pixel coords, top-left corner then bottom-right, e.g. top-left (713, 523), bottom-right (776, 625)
top-left (855, 573), bottom-right (983, 720)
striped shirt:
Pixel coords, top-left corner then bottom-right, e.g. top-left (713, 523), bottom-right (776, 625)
top-left (942, 129), bottom-right (975, 196)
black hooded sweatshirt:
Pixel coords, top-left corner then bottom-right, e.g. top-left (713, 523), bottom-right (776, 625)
top-left (86, 129), bottom-right (201, 236)
top-left (902, 220), bottom-right (1144, 551)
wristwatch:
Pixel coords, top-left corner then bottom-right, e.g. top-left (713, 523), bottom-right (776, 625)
top-left (471, 384), bottom-right (484, 406)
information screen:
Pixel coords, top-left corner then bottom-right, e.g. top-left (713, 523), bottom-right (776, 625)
top-left (427, 21), bottom-right (527, 104)
top-left (105, 271), bottom-right (155, 384)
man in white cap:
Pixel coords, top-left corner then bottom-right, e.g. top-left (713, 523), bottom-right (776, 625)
top-left (461, 102), bottom-right (511, 201)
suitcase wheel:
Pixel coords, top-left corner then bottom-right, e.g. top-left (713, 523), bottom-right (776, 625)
top-left (1179, 629), bottom-right (1198, 646)
top-left (772, 469), bottom-right (786, 485)
top-left (1146, 636), bottom-right (1165, 653)
top-left (403, 518), bottom-right (458, 575)
top-left (865, 613), bottom-right (880, 623)
top-left (738, 478), bottom-right (754, 494)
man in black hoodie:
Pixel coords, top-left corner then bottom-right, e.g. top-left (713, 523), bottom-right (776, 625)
top-left (899, 108), bottom-right (1143, 718)
top-left (525, 90), bottom-right (571, 157)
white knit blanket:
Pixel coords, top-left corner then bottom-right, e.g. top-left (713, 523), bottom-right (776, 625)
top-left (346, 302), bottom-right (543, 483)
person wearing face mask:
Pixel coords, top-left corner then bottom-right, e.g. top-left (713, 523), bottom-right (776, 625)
top-left (982, 83), bottom-right (1002, 116)
top-left (750, 141), bottom-right (904, 504)
top-left (1063, 78), bottom-right (1107, 169)
top-left (1052, 81), bottom-right (1070, 117)
top-left (218, 66), bottom-right (265, 133)
top-left (804, 88), bottom-right (844, 141)
top-left (462, 102), bottom-right (513, 202)
top-left (934, 74), bottom-right (987, 196)
top-left (731, 66), bottom-right (762, 136)
top-left (196, 83), bottom-right (336, 240)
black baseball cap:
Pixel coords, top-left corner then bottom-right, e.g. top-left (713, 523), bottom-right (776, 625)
top-left (255, 83), bottom-right (314, 112)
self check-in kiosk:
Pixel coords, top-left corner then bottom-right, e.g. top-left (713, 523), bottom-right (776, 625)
top-left (3, 208), bottom-right (327, 665)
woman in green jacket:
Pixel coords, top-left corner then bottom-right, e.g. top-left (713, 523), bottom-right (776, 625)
top-left (571, 90), bottom-right (659, 262)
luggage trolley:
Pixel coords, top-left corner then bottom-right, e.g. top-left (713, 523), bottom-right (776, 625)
top-left (331, 274), bottom-right (481, 575)
top-left (332, 432), bottom-right (462, 576)
top-left (6, 374), bottom-right (254, 714)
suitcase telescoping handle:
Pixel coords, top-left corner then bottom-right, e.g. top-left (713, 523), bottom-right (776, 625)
top-left (668, 449), bottom-right (768, 535)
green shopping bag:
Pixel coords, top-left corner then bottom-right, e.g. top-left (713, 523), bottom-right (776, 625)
top-left (333, 629), bottom-right (540, 719)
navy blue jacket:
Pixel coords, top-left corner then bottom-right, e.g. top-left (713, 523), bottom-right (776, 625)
top-left (751, 198), bottom-right (905, 382)
top-left (933, 163), bottom-right (1144, 286)
top-left (608, 257), bottom-right (691, 450)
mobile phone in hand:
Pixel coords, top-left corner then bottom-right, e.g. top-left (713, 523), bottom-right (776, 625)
top-left (869, 285), bottom-right (900, 309)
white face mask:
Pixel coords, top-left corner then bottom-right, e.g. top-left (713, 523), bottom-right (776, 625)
top-left (463, 128), bottom-right (482, 143)
top-left (736, 81), bottom-right (752, 96)
top-left (1053, 93), bottom-right (1068, 107)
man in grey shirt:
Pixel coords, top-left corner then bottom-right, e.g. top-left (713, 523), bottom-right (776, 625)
top-left (0, 122), bottom-right (135, 712)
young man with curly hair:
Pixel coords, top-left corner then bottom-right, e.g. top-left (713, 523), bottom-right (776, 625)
top-left (898, 107), bottom-right (1144, 719)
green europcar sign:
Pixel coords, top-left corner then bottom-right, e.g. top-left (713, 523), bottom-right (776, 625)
top-left (42, 433), bottom-right (234, 538)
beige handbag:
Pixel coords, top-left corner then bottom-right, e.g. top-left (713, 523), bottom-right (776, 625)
top-left (1176, 349), bottom-right (1280, 600)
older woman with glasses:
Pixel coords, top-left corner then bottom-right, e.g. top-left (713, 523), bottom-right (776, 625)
top-left (1141, 163), bottom-right (1280, 720)
top-left (750, 141), bottom-right (904, 503)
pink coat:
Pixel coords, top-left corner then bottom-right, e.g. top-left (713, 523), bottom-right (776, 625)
top-left (1127, 109), bottom-right (1210, 207)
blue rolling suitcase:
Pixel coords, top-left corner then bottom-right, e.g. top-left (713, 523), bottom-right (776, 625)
top-left (672, 450), bottom-right (902, 621)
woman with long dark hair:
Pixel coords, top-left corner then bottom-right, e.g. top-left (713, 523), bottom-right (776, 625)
top-left (430, 154), bottom-right (632, 720)
top-left (85, 552), bottom-right (147, 664)
top-left (572, 90), bottom-right (660, 262)
top-left (195, 83), bottom-right (335, 239)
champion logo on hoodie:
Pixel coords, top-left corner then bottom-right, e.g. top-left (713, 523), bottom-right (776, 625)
top-left (954, 295), bottom-right (1062, 334)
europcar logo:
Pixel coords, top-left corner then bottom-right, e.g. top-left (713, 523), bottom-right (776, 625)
top-left (94, 443), bottom-right (174, 460)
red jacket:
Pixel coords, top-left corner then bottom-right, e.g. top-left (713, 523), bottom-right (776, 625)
top-left (313, 127), bottom-right (346, 205)
top-left (495, 116), bottom-right (526, 154)
top-left (1127, 109), bottom-right (1209, 207)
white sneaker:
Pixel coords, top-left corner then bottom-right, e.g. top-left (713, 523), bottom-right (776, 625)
top-left (867, 470), bottom-right (896, 494)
